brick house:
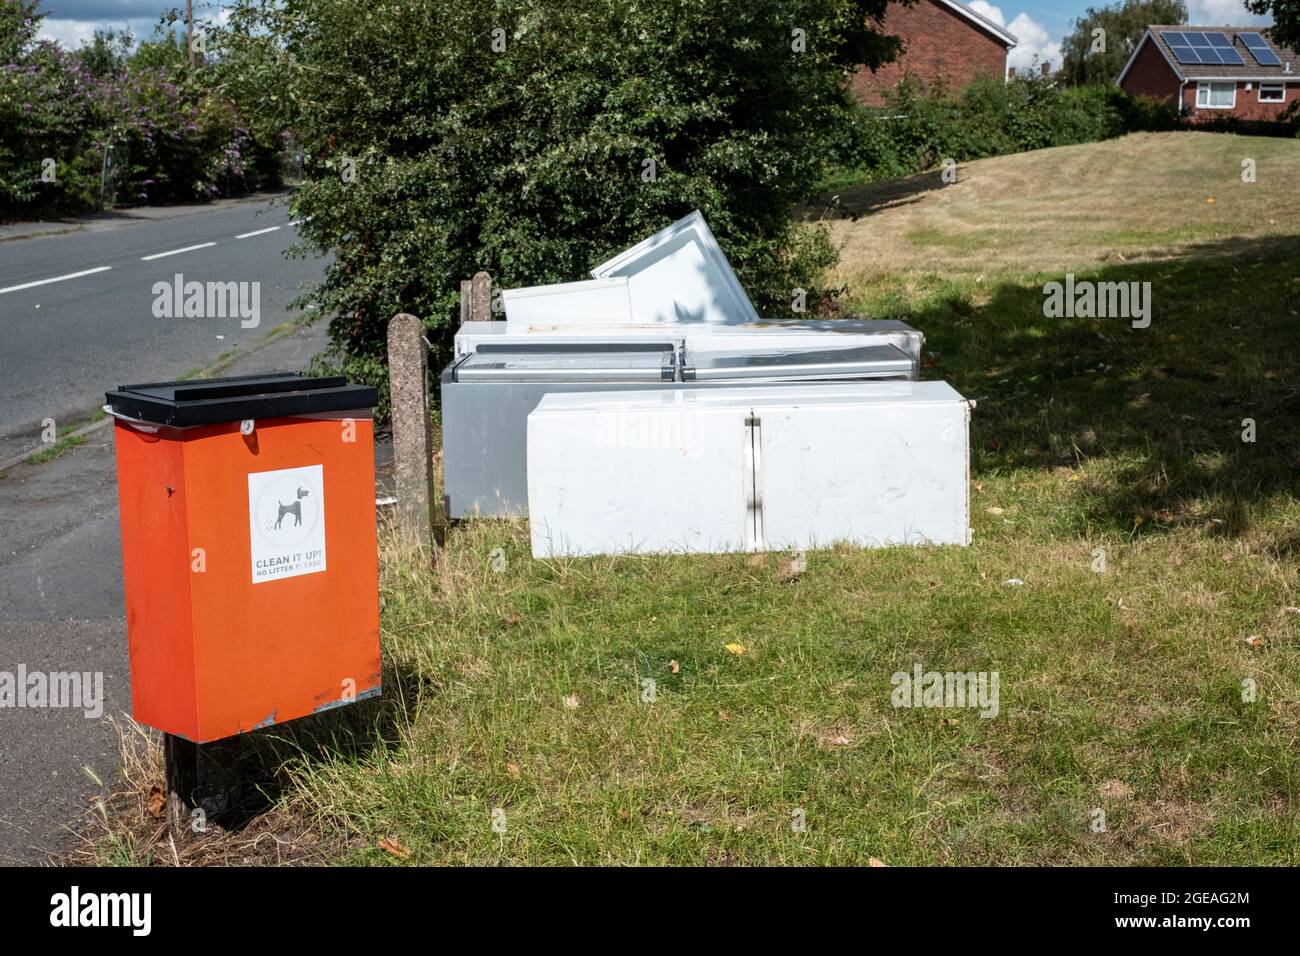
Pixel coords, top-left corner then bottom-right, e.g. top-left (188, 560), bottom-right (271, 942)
top-left (851, 0), bottom-right (1018, 105)
top-left (1117, 25), bottom-right (1298, 121)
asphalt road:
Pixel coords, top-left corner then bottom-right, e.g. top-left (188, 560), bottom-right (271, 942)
top-left (0, 198), bottom-right (334, 863)
top-left (0, 197), bottom-right (327, 449)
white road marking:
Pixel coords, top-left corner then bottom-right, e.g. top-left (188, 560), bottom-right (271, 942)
top-left (236, 226), bottom-right (281, 239)
top-left (0, 266), bottom-right (112, 295)
top-left (140, 242), bottom-right (217, 261)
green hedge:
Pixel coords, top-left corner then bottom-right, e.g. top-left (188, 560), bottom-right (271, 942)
top-left (823, 74), bottom-right (1181, 187)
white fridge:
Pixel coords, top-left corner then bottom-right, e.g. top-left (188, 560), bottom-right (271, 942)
top-left (527, 382), bottom-right (972, 558)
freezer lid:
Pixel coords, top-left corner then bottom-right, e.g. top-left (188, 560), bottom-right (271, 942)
top-left (681, 343), bottom-right (913, 382)
top-left (453, 342), bottom-right (677, 383)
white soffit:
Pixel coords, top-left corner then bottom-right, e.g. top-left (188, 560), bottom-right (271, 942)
top-left (589, 210), bottom-right (761, 325)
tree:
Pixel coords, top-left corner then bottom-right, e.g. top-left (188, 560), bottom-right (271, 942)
top-left (1060, 0), bottom-right (1187, 87)
top-left (1245, 1), bottom-right (1300, 51)
top-left (0, 0), bottom-right (44, 64)
top-left (216, 0), bottom-right (905, 369)
top-left (75, 29), bottom-right (133, 78)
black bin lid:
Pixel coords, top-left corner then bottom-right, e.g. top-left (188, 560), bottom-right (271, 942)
top-left (106, 372), bottom-right (378, 427)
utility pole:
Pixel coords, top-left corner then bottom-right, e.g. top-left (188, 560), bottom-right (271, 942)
top-left (186, 0), bottom-right (194, 69)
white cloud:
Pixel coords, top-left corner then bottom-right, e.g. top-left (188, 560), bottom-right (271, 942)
top-left (966, 2), bottom-right (1063, 72)
top-left (36, 18), bottom-right (100, 48)
top-left (1186, 0), bottom-right (1272, 26)
top-left (37, 16), bottom-right (159, 49)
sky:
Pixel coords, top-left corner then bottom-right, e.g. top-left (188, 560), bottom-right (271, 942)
top-left (34, 1), bottom-right (1276, 72)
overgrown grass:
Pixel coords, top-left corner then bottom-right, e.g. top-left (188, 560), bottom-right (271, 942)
top-left (86, 132), bottom-right (1300, 865)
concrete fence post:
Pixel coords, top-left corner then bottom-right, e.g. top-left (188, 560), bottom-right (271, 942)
top-left (387, 313), bottom-right (437, 553)
top-left (471, 270), bottom-right (493, 321)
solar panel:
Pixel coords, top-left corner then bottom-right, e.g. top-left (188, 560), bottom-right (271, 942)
top-left (1168, 31), bottom-right (1245, 65)
top-left (1168, 43), bottom-right (1205, 64)
top-left (1240, 32), bottom-right (1282, 66)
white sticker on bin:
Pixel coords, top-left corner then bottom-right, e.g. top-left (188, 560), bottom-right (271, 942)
top-left (247, 464), bottom-right (327, 583)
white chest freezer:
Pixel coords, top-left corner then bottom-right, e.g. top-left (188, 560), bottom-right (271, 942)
top-left (526, 382), bottom-right (971, 558)
top-left (442, 336), bottom-right (920, 518)
top-left (456, 318), bottom-right (925, 368)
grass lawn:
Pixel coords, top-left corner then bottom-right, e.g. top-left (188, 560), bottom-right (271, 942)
top-left (90, 132), bottom-right (1300, 866)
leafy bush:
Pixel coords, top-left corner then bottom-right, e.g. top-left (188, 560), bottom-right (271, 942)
top-left (217, 0), bottom-right (902, 361)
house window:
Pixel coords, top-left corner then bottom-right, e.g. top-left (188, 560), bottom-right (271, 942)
top-left (1259, 82), bottom-right (1286, 102)
top-left (1196, 81), bottom-right (1237, 108)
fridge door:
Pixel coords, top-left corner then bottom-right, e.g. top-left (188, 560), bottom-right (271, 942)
top-left (453, 342), bottom-right (677, 383)
top-left (682, 344), bottom-right (913, 382)
top-left (589, 211), bottom-right (759, 325)
top-left (502, 277), bottom-right (633, 324)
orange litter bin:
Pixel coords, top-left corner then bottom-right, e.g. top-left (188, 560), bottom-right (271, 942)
top-left (106, 373), bottom-right (382, 743)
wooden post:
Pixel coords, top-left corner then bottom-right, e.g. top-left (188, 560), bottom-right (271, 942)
top-left (165, 734), bottom-right (243, 836)
top-left (387, 313), bottom-right (438, 551)
top-left (460, 280), bottom-right (473, 324)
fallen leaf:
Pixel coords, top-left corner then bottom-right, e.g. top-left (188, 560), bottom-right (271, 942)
top-left (1206, 196), bottom-right (1215, 204)
top-left (669, 659), bottom-right (680, 674)
top-left (378, 837), bottom-right (411, 858)
top-left (718, 710), bottom-right (730, 721)
top-left (869, 857), bottom-right (888, 867)
top-left (146, 786), bottom-right (165, 819)
top-left (562, 693), bottom-right (580, 709)
top-left (725, 643), bottom-right (748, 655)
top-left (941, 717), bottom-right (958, 729)
top-left (985, 506), bottom-right (1005, 516)
top-left (506, 762), bottom-right (520, 777)
top-left (1245, 635), bottom-right (1264, 648)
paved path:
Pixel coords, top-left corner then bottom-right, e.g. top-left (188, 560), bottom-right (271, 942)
top-left (0, 195), bottom-right (326, 458)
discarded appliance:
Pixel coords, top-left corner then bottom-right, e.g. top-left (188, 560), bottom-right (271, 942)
top-left (527, 382), bottom-right (971, 558)
top-left (501, 276), bottom-right (632, 325)
top-left (588, 209), bottom-right (760, 325)
top-left (442, 330), bottom-right (920, 518)
top-left (106, 372), bottom-right (381, 742)
top-left (440, 208), bottom-right (969, 559)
